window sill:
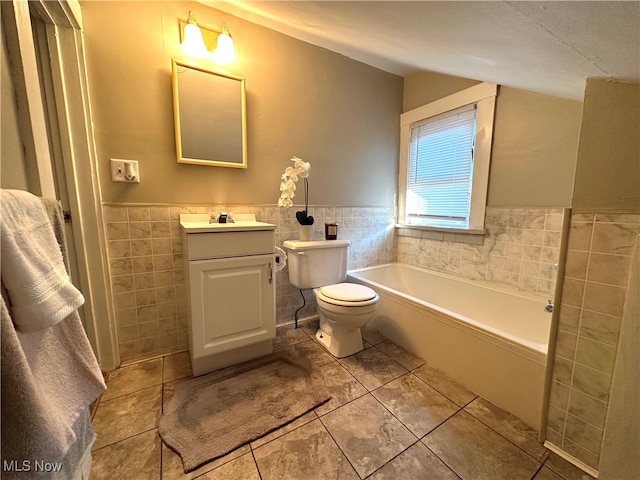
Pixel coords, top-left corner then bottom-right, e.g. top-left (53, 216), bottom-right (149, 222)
top-left (395, 223), bottom-right (486, 245)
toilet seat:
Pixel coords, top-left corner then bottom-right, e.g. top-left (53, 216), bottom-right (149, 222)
top-left (317, 283), bottom-right (378, 307)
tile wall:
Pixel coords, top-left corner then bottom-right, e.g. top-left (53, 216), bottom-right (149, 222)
top-left (103, 203), bottom-right (396, 363)
top-left (546, 211), bottom-right (640, 471)
top-left (397, 207), bottom-right (565, 298)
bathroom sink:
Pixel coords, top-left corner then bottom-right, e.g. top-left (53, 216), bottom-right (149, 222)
top-left (179, 213), bottom-right (275, 233)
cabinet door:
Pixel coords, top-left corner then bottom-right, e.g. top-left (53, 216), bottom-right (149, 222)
top-left (189, 254), bottom-right (275, 359)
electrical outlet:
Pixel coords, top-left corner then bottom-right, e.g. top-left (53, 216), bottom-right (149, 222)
top-left (110, 159), bottom-right (140, 183)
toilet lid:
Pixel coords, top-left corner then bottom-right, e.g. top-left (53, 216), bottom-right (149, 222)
top-left (319, 283), bottom-right (377, 302)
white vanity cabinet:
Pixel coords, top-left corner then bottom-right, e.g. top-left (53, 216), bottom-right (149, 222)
top-left (181, 215), bottom-right (276, 376)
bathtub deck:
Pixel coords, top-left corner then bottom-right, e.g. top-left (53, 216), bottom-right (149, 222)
top-left (89, 322), bottom-right (592, 480)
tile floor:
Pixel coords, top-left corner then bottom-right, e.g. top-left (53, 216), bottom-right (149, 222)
top-left (90, 321), bottom-right (595, 480)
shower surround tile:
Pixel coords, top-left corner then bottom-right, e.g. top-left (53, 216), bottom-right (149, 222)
top-left (103, 202), bottom-right (396, 363)
top-left (548, 209), bottom-right (639, 471)
top-left (397, 207), bottom-right (565, 298)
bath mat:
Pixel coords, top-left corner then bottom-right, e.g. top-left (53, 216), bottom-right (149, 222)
top-left (158, 352), bottom-right (330, 472)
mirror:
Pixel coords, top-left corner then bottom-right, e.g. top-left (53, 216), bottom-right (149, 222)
top-left (172, 60), bottom-right (247, 168)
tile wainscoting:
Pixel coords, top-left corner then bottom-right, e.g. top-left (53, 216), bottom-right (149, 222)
top-left (102, 203), bottom-right (396, 363)
top-left (546, 210), bottom-right (640, 471)
top-left (397, 207), bottom-right (565, 299)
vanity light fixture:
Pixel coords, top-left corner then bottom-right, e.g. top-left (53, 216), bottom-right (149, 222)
top-left (179, 12), bottom-right (237, 64)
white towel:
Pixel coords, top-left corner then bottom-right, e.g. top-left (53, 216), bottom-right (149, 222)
top-left (0, 189), bottom-right (84, 333)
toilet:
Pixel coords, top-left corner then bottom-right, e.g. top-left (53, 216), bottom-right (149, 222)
top-left (282, 239), bottom-right (379, 358)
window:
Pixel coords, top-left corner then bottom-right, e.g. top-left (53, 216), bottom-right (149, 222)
top-left (398, 83), bottom-right (497, 232)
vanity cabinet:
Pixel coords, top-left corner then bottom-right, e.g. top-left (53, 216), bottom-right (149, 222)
top-left (181, 216), bottom-right (276, 376)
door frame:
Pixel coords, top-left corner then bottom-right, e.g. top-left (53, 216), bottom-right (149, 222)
top-left (3, 0), bottom-right (119, 370)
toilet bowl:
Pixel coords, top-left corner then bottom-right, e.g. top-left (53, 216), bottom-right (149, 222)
top-left (282, 239), bottom-right (380, 358)
top-left (314, 283), bottom-right (379, 358)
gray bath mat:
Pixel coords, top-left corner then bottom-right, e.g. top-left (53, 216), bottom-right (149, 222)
top-left (159, 352), bottom-right (330, 472)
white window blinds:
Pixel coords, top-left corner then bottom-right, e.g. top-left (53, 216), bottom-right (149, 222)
top-left (406, 105), bottom-right (477, 228)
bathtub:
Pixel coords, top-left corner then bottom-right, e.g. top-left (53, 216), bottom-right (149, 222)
top-left (347, 262), bottom-right (552, 430)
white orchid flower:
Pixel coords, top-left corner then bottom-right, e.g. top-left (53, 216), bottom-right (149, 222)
top-left (277, 156), bottom-right (311, 213)
top-left (284, 166), bottom-right (299, 182)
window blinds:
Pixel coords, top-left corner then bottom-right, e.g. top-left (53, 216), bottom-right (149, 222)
top-left (406, 105), bottom-right (477, 227)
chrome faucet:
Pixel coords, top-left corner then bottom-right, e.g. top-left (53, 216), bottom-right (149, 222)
top-left (544, 300), bottom-right (554, 313)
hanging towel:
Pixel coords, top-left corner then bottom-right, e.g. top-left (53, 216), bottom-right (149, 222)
top-left (1, 189), bottom-right (85, 333)
top-left (0, 190), bottom-right (106, 474)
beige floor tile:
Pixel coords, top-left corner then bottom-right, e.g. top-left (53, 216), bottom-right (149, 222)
top-left (102, 357), bottom-right (163, 401)
top-left (314, 360), bottom-right (368, 416)
top-left (533, 466), bottom-right (566, 480)
top-left (368, 442), bottom-right (459, 480)
top-left (163, 351), bottom-right (192, 383)
top-left (93, 385), bottom-right (162, 449)
top-left (297, 318), bottom-right (319, 338)
top-left (161, 442), bottom-right (251, 480)
top-left (280, 338), bottom-right (334, 366)
top-left (198, 452), bottom-right (260, 480)
top-left (423, 411), bottom-right (540, 480)
top-left (338, 347), bottom-right (408, 391)
top-left (273, 324), bottom-right (311, 350)
top-left (90, 429), bottom-right (160, 480)
top-left (321, 394), bottom-right (417, 478)
top-left (376, 340), bottom-right (426, 370)
top-left (413, 363), bottom-right (477, 406)
top-left (253, 419), bottom-right (359, 480)
top-left (373, 373), bottom-right (460, 438)
top-left (464, 397), bottom-right (548, 461)
top-left (361, 328), bottom-right (387, 346)
top-left (250, 410), bottom-right (318, 449)
top-left (543, 452), bottom-right (596, 480)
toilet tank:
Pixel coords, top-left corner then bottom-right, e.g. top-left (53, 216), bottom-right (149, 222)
top-left (283, 239), bottom-right (350, 289)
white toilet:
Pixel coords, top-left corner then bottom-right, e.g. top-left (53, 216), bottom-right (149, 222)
top-left (282, 239), bottom-right (379, 358)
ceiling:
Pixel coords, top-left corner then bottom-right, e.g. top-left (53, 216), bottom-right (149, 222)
top-left (203, 1), bottom-right (640, 100)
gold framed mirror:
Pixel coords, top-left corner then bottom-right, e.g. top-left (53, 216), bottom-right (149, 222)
top-left (171, 60), bottom-right (247, 168)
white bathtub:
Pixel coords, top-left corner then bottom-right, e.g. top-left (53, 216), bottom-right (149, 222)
top-left (347, 262), bottom-right (552, 430)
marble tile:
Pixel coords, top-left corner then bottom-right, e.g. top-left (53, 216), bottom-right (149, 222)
top-left (574, 337), bottom-right (616, 374)
top-left (373, 373), bottom-right (460, 438)
top-left (533, 466), bottom-right (566, 480)
top-left (91, 429), bottom-right (160, 480)
top-left (546, 405), bottom-right (567, 434)
top-left (543, 451), bottom-right (596, 480)
top-left (548, 380), bottom-right (570, 410)
top-left (572, 364), bottom-right (612, 402)
top-left (564, 414), bottom-right (603, 455)
top-left (338, 347), bottom-right (408, 390)
top-left (583, 282), bottom-right (626, 317)
top-left (321, 394), bottom-right (417, 478)
top-left (567, 222), bottom-right (593, 252)
top-left (93, 385), bottom-right (162, 449)
top-left (361, 327), bottom-right (387, 346)
top-left (562, 438), bottom-right (600, 471)
top-left (197, 452), bottom-right (260, 480)
top-left (586, 252), bottom-right (631, 287)
top-left (375, 340), bottom-right (426, 370)
top-left (102, 357), bottom-right (163, 401)
top-left (163, 351), bottom-right (192, 383)
top-left (567, 389), bottom-right (608, 430)
top-left (253, 419), bottom-right (359, 480)
top-left (464, 397), bottom-right (548, 461)
top-left (591, 222), bottom-right (640, 256)
top-left (579, 309), bottom-right (621, 346)
top-left (412, 363), bottom-right (477, 406)
top-left (280, 339), bottom-right (334, 366)
top-left (273, 324), bottom-right (311, 350)
top-left (314, 360), bottom-right (367, 416)
top-left (297, 317), bottom-right (319, 338)
top-left (423, 411), bottom-right (540, 480)
top-left (250, 410), bottom-right (318, 449)
top-left (161, 443), bottom-right (250, 480)
top-left (368, 442), bottom-right (459, 480)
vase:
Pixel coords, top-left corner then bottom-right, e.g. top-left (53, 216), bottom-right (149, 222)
top-left (298, 224), bottom-right (313, 241)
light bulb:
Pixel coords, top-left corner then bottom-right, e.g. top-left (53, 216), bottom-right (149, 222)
top-left (181, 12), bottom-right (207, 56)
top-left (211, 23), bottom-right (237, 64)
